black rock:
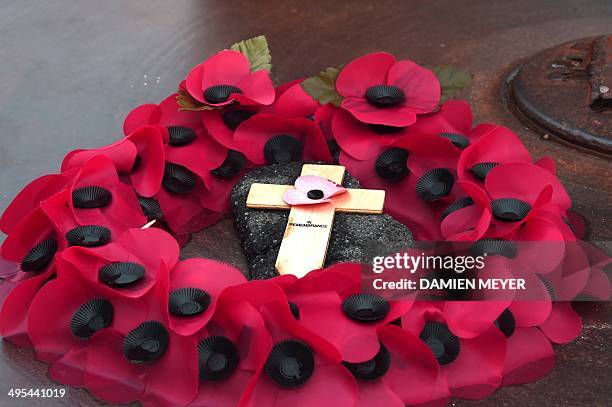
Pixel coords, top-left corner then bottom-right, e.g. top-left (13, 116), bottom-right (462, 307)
top-left (230, 162), bottom-right (414, 280)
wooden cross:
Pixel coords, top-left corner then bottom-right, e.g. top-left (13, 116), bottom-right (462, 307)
top-left (246, 164), bottom-right (385, 278)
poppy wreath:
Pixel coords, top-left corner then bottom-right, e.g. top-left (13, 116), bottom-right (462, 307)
top-left (0, 35), bottom-right (610, 406)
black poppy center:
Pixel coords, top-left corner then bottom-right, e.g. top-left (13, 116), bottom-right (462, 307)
top-left (222, 109), bottom-right (256, 130)
top-left (88, 315), bottom-right (106, 331)
top-left (280, 357), bottom-right (302, 378)
top-left (491, 198), bottom-right (531, 222)
top-left (426, 338), bottom-right (445, 358)
top-left (265, 340), bottom-right (315, 387)
top-left (131, 154), bottom-right (142, 173)
top-left (343, 343), bottom-right (390, 381)
top-left (141, 338), bottom-right (160, 353)
top-left (137, 196), bottom-right (164, 220)
top-left (123, 321), bottom-right (169, 364)
top-left (439, 132), bottom-right (470, 149)
top-left (375, 148), bottom-right (409, 181)
top-left (469, 162), bottom-right (499, 181)
top-left (168, 288), bottom-right (211, 317)
top-left (494, 309), bottom-right (516, 338)
top-left (469, 238), bottom-right (517, 258)
top-left (70, 298), bottom-right (113, 340)
top-left (431, 182), bottom-right (445, 196)
top-left (369, 124), bottom-right (406, 135)
top-left (211, 150), bottom-right (245, 178)
top-left (21, 238), bottom-right (58, 273)
top-left (208, 353), bottom-right (228, 371)
top-left (306, 189), bottom-right (324, 200)
top-left (99, 262), bottom-right (145, 287)
top-left (341, 293), bottom-right (390, 322)
top-left (203, 85), bottom-right (242, 104)
top-left (263, 134), bottom-right (303, 164)
top-left (198, 336), bottom-right (240, 381)
top-left (65, 225), bottom-right (111, 247)
top-left (167, 126), bottom-right (196, 146)
top-left (441, 197), bottom-right (475, 220)
top-left (163, 162), bottom-right (197, 194)
top-left (288, 301), bottom-right (300, 320)
top-left (72, 186), bottom-right (112, 209)
top-left (416, 168), bottom-right (454, 202)
top-left (420, 322), bottom-right (460, 365)
top-left (365, 85), bottom-right (405, 107)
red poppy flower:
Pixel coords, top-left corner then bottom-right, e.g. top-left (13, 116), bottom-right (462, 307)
top-left (124, 93), bottom-right (229, 179)
top-left (261, 79), bottom-right (320, 119)
top-left (242, 301), bottom-right (359, 407)
top-left (0, 201), bottom-right (65, 343)
top-left (482, 162), bottom-right (571, 238)
top-left (0, 169), bottom-right (78, 235)
top-left (81, 277), bottom-right (199, 406)
top-left (27, 261), bottom-right (146, 363)
top-left (487, 308), bottom-right (556, 387)
top-left (340, 134), bottom-right (461, 240)
top-left (0, 266), bottom-right (56, 348)
top-left (407, 100), bottom-right (496, 148)
top-left (1, 206), bottom-right (63, 282)
top-left (123, 93), bottom-right (205, 137)
top-left (509, 263), bottom-right (583, 344)
top-left (457, 126), bottom-right (531, 184)
top-left (167, 258), bottom-right (246, 336)
top-left (440, 181), bottom-right (492, 241)
top-left (56, 227), bottom-right (179, 299)
top-left (501, 293), bottom-right (581, 383)
top-left (439, 256), bottom-right (515, 339)
top-left (19, 155), bottom-right (148, 235)
top-left (155, 183), bottom-right (223, 235)
top-left (201, 104), bottom-right (259, 150)
top-left (401, 301), bottom-right (506, 400)
top-left (189, 296), bottom-right (271, 407)
top-left (36, 194), bottom-right (136, 261)
top-left (185, 50), bottom-right (275, 107)
top-left (347, 324), bottom-right (439, 406)
top-left (538, 302), bottom-right (582, 344)
top-left (65, 155), bottom-right (147, 229)
top-left (332, 100), bottom-right (490, 162)
top-left (313, 103), bottom-right (340, 160)
top-left (335, 52), bottom-right (440, 127)
top-left (233, 114), bottom-right (333, 165)
top-left (332, 108), bottom-right (413, 160)
top-left (63, 125), bottom-right (166, 197)
top-left (278, 263), bottom-right (413, 362)
top-left (199, 162), bottom-right (251, 213)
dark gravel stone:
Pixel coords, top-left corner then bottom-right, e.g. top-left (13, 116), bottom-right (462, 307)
top-left (230, 162), bottom-right (414, 280)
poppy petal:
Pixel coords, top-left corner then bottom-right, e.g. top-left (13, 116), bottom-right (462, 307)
top-left (539, 302), bottom-right (582, 344)
top-left (443, 326), bottom-right (505, 399)
top-left (336, 52), bottom-right (396, 98)
top-left (341, 97), bottom-right (418, 127)
top-left (123, 104), bottom-right (162, 135)
top-left (502, 327), bottom-right (554, 386)
top-left (387, 60), bottom-right (440, 113)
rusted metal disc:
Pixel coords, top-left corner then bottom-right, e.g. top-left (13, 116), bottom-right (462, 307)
top-left (509, 35), bottom-right (611, 156)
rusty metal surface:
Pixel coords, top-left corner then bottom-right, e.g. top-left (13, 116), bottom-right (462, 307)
top-left (590, 35), bottom-right (612, 110)
top-left (510, 35), bottom-right (612, 155)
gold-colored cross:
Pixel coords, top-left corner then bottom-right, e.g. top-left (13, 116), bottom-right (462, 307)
top-left (246, 164), bottom-right (385, 278)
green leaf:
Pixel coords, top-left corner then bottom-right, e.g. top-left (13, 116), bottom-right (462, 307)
top-left (230, 35), bottom-right (272, 73)
top-left (432, 65), bottom-right (473, 102)
top-left (301, 66), bottom-right (343, 107)
top-left (176, 89), bottom-right (215, 111)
